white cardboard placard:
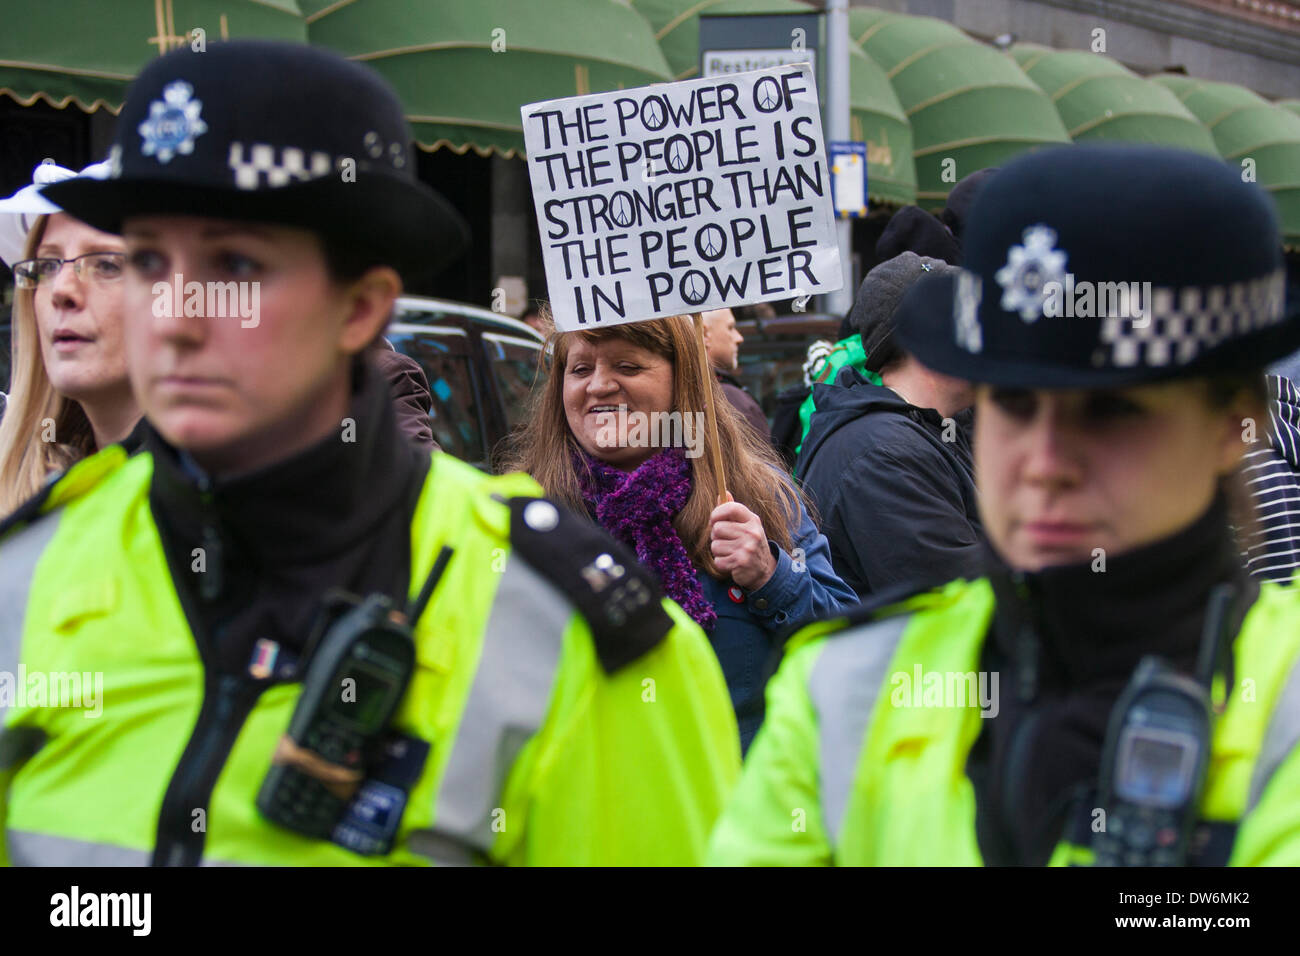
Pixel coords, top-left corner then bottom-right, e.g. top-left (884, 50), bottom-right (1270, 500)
top-left (521, 64), bottom-right (843, 331)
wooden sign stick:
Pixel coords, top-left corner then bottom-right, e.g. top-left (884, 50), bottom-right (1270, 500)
top-left (692, 312), bottom-right (729, 502)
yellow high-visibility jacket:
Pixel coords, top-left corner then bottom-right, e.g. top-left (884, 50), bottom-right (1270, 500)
top-left (709, 577), bottom-right (1300, 865)
top-left (0, 446), bottom-right (740, 865)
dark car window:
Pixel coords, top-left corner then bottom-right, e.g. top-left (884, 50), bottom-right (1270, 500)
top-left (481, 332), bottom-right (543, 432)
top-left (387, 325), bottom-right (485, 466)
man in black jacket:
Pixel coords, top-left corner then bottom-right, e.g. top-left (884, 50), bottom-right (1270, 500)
top-left (796, 253), bottom-right (983, 599)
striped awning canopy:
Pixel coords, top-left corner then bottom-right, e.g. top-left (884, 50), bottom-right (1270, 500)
top-left (1153, 73), bottom-right (1300, 248)
top-left (850, 7), bottom-right (1070, 208)
top-left (0, 0), bottom-right (306, 113)
top-left (1012, 44), bottom-right (1217, 155)
top-left (306, 0), bottom-right (673, 158)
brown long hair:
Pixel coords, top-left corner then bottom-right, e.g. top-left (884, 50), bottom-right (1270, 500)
top-left (0, 215), bottom-right (96, 513)
top-left (501, 313), bottom-right (805, 578)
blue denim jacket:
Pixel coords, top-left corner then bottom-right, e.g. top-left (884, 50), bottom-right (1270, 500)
top-left (697, 499), bottom-right (858, 752)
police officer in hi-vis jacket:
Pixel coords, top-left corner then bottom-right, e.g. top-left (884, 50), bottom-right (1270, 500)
top-left (710, 145), bottom-right (1300, 867)
top-left (0, 40), bottom-right (739, 867)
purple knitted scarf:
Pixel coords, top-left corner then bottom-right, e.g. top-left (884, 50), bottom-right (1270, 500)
top-left (575, 447), bottom-right (716, 632)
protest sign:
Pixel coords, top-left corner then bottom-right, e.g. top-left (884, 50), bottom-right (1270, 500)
top-left (521, 63), bottom-right (843, 331)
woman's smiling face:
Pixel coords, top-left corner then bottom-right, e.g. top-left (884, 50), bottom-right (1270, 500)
top-left (562, 336), bottom-right (675, 471)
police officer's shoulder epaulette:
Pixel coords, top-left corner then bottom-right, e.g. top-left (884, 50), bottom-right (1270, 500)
top-left (0, 444), bottom-right (131, 541)
top-left (507, 496), bottom-right (674, 674)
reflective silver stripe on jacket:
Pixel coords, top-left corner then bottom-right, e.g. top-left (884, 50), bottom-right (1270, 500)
top-left (0, 514), bottom-right (62, 762)
top-left (806, 614), bottom-right (910, 848)
top-left (1246, 648), bottom-right (1300, 814)
top-left (415, 555), bottom-right (570, 864)
top-left (8, 829), bottom-right (150, 866)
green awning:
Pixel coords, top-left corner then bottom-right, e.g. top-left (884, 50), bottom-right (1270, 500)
top-left (0, 0), bottom-right (306, 113)
top-left (1012, 44), bottom-right (1217, 155)
top-left (850, 7), bottom-right (1070, 208)
top-left (306, 0), bottom-right (672, 158)
top-left (1278, 99), bottom-right (1300, 120)
top-left (1153, 74), bottom-right (1300, 248)
top-left (629, 0), bottom-right (916, 205)
top-left (846, 43), bottom-right (917, 206)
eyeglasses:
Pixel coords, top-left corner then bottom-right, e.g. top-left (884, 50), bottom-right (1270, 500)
top-left (12, 252), bottom-right (126, 289)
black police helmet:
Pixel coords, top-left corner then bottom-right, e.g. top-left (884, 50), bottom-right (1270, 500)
top-left (895, 144), bottom-right (1299, 388)
top-left (46, 40), bottom-right (468, 282)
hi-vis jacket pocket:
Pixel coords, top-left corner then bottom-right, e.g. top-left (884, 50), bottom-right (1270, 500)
top-left (49, 577), bottom-right (119, 633)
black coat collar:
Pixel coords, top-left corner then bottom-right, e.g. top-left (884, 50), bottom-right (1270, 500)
top-left (145, 357), bottom-right (422, 565)
top-left (142, 357), bottom-right (430, 673)
top-left (969, 495), bottom-right (1255, 865)
top-left (985, 494), bottom-right (1253, 694)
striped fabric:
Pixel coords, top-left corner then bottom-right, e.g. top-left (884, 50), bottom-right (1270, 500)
top-left (1242, 374), bottom-right (1300, 584)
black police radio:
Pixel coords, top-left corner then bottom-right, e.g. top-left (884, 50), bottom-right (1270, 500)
top-left (256, 593), bottom-right (416, 837)
top-left (1092, 658), bottom-right (1212, 866)
top-left (257, 547), bottom-right (453, 844)
top-left (1091, 584), bottom-right (1238, 867)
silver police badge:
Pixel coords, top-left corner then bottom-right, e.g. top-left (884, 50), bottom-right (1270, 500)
top-left (138, 81), bottom-right (208, 164)
top-left (995, 225), bottom-right (1068, 323)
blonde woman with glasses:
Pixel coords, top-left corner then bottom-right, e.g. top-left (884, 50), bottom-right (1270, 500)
top-left (0, 163), bottom-right (138, 514)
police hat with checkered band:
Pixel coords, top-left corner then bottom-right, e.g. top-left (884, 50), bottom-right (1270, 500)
top-left (45, 40), bottom-right (467, 279)
top-left (894, 143), bottom-right (1300, 388)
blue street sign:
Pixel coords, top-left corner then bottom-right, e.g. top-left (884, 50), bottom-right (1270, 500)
top-left (829, 141), bottom-right (868, 218)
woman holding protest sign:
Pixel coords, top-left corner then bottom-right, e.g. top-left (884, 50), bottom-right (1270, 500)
top-left (504, 312), bottom-right (857, 751)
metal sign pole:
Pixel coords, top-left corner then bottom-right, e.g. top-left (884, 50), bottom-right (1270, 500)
top-left (825, 0), bottom-right (854, 319)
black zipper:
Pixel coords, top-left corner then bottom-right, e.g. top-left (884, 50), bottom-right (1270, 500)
top-left (1009, 571), bottom-right (1041, 702)
top-left (997, 571), bottom-right (1045, 863)
top-left (152, 672), bottom-right (264, 866)
top-left (198, 523), bottom-right (223, 601)
top-left (151, 476), bottom-right (265, 867)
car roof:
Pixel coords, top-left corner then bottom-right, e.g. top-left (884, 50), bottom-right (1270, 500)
top-left (393, 295), bottom-right (545, 342)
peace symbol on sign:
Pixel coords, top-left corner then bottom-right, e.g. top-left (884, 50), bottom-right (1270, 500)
top-left (610, 194), bottom-right (635, 228)
top-left (681, 270), bottom-right (709, 305)
top-left (665, 136), bottom-right (692, 173)
top-left (641, 98), bottom-right (666, 130)
top-left (696, 224), bottom-right (726, 261)
top-left (754, 76), bottom-right (783, 113)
